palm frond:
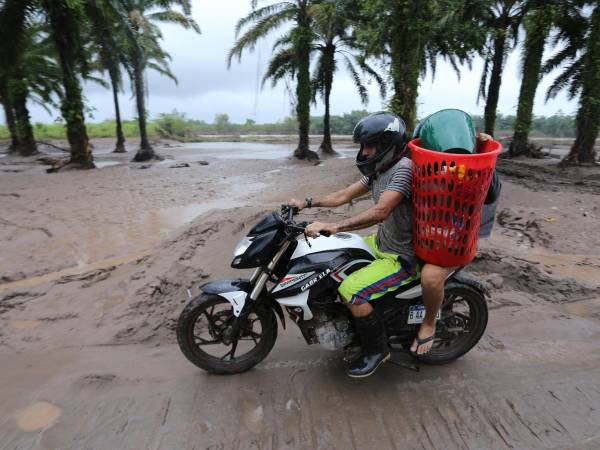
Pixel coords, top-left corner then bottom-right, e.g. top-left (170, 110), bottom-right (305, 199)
top-left (261, 46), bottom-right (295, 88)
top-left (343, 54), bottom-right (368, 105)
top-left (148, 10), bottom-right (200, 33)
top-left (355, 58), bottom-right (386, 99)
top-left (477, 51), bottom-right (492, 103)
top-left (228, 7), bottom-right (296, 67)
top-left (546, 59), bottom-right (583, 101)
top-left (147, 60), bottom-right (178, 84)
top-left (235, 2), bottom-right (294, 36)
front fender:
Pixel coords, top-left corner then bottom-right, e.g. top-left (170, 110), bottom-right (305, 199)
top-left (200, 278), bottom-right (250, 317)
top-left (200, 278), bottom-right (250, 295)
top-left (199, 278), bottom-right (285, 328)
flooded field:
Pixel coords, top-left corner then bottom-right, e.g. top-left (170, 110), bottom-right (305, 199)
top-left (1, 138), bottom-right (600, 449)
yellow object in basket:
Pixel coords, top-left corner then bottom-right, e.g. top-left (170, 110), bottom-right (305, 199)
top-left (457, 164), bottom-right (466, 181)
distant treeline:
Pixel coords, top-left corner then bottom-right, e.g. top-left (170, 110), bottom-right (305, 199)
top-left (0, 110), bottom-right (577, 141)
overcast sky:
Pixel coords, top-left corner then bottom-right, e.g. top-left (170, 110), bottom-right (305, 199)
top-left (19, 0), bottom-right (578, 125)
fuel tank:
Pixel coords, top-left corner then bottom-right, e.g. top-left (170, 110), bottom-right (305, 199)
top-left (291, 232), bottom-right (374, 260)
top-left (271, 233), bottom-right (374, 299)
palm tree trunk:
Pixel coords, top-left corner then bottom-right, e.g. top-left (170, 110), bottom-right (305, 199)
top-left (562, 4), bottom-right (600, 165)
top-left (10, 79), bottom-right (37, 156)
top-left (43, 0), bottom-right (93, 168)
top-left (319, 48), bottom-right (334, 154)
top-left (484, 33), bottom-right (507, 136)
top-left (132, 58), bottom-right (156, 162)
top-left (1, 91), bottom-right (20, 152)
top-left (293, 2), bottom-right (317, 160)
top-left (389, 32), bottom-right (421, 132)
top-left (109, 70), bottom-right (126, 153)
top-left (510, 8), bottom-right (553, 157)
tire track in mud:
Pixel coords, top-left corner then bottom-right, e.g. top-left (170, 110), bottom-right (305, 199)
top-left (178, 368), bottom-right (600, 450)
top-left (470, 248), bottom-right (600, 305)
top-left (496, 159), bottom-right (600, 195)
top-left (1, 341), bottom-right (599, 450)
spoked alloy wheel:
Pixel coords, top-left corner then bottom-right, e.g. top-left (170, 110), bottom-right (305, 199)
top-left (416, 285), bottom-right (488, 365)
top-left (176, 294), bottom-right (277, 374)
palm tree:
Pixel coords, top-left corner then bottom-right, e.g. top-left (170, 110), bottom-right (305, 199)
top-left (40, 0), bottom-right (95, 168)
top-left (477, 0), bottom-right (526, 136)
top-left (310, 1), bottom-right (385, 154)
top-left (0, 12), bottom-right (63, 156)
top-left (120, 0), bottom-right (200, 162)
top-left (85, 0), bottom-right (133, 153)
top-left (229, 0), bottom-right (317, 160)
top-left (544, 2), bottom-right (600, 165)
top-left (355, 0), bottom-right (483, 131)
top-left (0, 90), bottom-right (19, 152)
top-left (509, 2), bottom-right (556, 157)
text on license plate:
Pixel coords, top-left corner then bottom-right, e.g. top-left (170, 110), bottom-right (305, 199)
top-left (407, 305), bottom-right (441, 325)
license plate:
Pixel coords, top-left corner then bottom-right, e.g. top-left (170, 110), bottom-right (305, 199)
top-left (407, 305), bottom-right (441, 325)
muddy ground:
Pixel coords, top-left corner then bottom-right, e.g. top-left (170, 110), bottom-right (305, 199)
top-left (1, 138), bottom-right (600, 449)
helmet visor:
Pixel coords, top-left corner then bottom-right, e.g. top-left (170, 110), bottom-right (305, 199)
top-left (356, 138), bottom-right (396, 177)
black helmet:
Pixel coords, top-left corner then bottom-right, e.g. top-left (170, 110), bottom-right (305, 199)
top-left (353, 111), bottom-right (408, 177)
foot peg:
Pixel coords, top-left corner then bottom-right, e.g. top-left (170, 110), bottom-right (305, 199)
top-left (389, 351), bottom-right (420, 372)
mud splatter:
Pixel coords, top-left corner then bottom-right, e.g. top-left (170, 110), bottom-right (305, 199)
top-left (15, 401), bottom-right (61, 431)
top-left (470, 249), bottom-right (600, 304)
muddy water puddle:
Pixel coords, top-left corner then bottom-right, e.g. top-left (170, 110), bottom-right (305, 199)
top-left (0, 250), bottom-right (152, 292)
top-left (94, 161), bottom-right (121, 169)
top-left (0, 197), bottom-right (245, 292)
top-left (15, 401), bottom-right (61, 431)
top-left (527, 252), bottom-right (600, 285)
top-left (8, 320), bottom-right (42, 330)
top-left (146, 201), bottom-right (242, 234)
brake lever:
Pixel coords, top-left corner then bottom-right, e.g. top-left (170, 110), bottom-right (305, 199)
top-left (303, 230), bottom-right (312, 248)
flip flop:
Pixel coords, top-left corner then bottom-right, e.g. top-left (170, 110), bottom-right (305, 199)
top-left (411, 334), bottom-right (435, 355)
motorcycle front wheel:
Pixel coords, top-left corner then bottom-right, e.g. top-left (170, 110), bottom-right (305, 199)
top-left (176, 293), bottom-right (277, 374)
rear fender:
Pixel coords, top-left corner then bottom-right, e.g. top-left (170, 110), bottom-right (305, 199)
top-left (445, 271), bottom-right (488, 296)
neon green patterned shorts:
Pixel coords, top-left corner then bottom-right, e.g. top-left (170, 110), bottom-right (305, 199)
top-left (338, 234), bottom-right (419, 305)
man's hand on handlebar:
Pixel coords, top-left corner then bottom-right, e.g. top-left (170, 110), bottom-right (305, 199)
top-left (305, 221), bottom-right (338, 238)
top-left (287, 198), bottom-right (307, 210)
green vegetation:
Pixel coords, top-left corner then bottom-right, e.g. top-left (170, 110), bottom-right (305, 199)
top-left (1, 0), bottom-right (598, 167)
top-left (0, 111), bottom-right (578, 141)
top-left (477, 2), bottom-right (525, 136)
top-left (0, 0), bottom-right (199, 167)
top-left (544, 1), bottom-right (600, 164)
top-left (229, 0), bottom-right (317, 159)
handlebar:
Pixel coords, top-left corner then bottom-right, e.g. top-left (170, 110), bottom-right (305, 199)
top-left (281, 204), bottom-right (332, 238)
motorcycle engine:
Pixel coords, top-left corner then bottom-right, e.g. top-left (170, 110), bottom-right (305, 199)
top-left (312, 313), bottom-right (354, 351)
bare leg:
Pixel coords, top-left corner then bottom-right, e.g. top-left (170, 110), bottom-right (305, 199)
top-left (347, 302), bottom-right (373, 317)
top-left (410, 264), bottom-right (456, 355)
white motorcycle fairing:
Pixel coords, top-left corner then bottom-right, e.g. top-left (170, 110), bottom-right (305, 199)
top-left (291, 232), bottom-right (375, 259)
top-left (218, 291), bottom-right (246, 317)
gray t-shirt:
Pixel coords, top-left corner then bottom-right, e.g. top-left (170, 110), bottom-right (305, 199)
top-left (360, 157), bottom-right (415, 267)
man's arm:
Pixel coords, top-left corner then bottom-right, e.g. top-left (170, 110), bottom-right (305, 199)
top-left (289, 180), bottom-right (369, 209)
top-left (305, 190), bottom-right (405, 237)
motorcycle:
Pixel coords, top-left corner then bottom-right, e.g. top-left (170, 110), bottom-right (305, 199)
top-left (176, 205), bottom-right (488, 374)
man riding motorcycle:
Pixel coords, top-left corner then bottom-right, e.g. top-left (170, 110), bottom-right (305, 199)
top-left (288, 111), bottom-right (417, 378)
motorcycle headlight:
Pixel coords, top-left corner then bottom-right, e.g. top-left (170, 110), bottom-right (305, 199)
top-left (233, 236), bottom-right (254, 257)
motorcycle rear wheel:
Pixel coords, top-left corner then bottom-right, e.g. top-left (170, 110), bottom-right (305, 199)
top-left (416, 285), bottom-right (488, 365)
top-left (176, 293), bottom-right (277, 374)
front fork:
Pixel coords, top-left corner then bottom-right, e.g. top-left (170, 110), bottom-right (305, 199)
top-left (229, 241), bottom-right (291, 336)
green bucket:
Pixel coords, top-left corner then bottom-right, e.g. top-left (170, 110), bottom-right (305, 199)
top-left (416, 109), bottom-right (476, 154)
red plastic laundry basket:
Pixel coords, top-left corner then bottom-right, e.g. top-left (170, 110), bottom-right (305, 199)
top-left (409, 138), bottom-right (502, 267)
